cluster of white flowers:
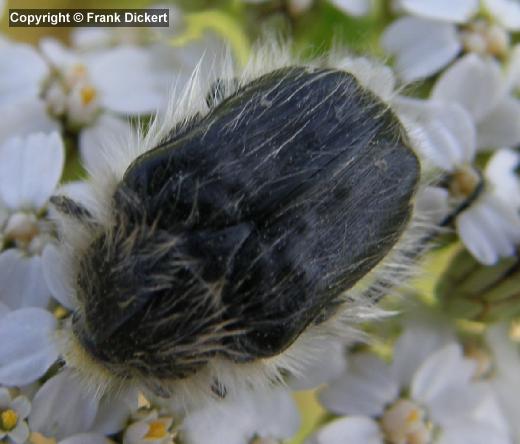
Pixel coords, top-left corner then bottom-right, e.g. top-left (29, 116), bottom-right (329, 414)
top-left (382, 0), bottom-right (520, 266)
top-left (0, 1), bottom-right (519, 444)
top-left (309, 319), bottom-right (515, 444)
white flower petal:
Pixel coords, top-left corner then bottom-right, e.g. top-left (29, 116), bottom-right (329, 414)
top-left (505, 44), bottom-right (520, 91)
top-left (123, 421), bottom-right (150, 444)
top-left (477, 97), bottom-right (520, 150)
top-left (91, 389), bottom-right (138, 435)
top-left (182, 388), bottom-right (299, 444)
top-left (8, 421), bottom-right (29, 444)
top-left (0, 43), bottom-right (48, 106)
top-left (398, 0), bottom-right (479, 23)
top-left (0, 388), bottom-right (11, 408)
top-left (12, 396), bottom-right (31, 419)
top-left (487, 325), bottom-right (520, 384)
top-left (42, 244), bottom-right (76, 309)
top-left (457, 207), bottom-right (500, 265)
top-left (415, 186), bottom-right (450, 224)
top-left (487, 325), bottom-right (520, 439)
top-left (59, 433), bottom-right (111, 444)
top-left (0, 250), bottom-right (51, 309)
top-left (457, 194), bottom-right (520, 265)
top-left (308, 416), bottom-right (382, 444)
top-left (0, 132), bottom-right (64, 210)
top-left (381, 17), bottom-right (461, 81)
top-left (0, 301), bottom-right (10, 318)
top-left (289, 340), bottom-right (347, 390)
top-left (336, 56), bottom-right (396, 102)
top-left (394, 97), bottom-right (476, 170)
top-left (87, 46), bottom-right (164, 114)
top-left (330, 0), bottom-right (373, 16)
top-left (439, 420), bottom-right (511, 444)
top-left (432, 54), bottom-right (504, 122)
top-left (0, 307), bottom-right (58, 386)
top-left (319, 353), bottom-right (399, 416)
top-left (485, 149), bottom-right (520, 208)
top-left (256, 389), bottom-right (300, 439)
top-left (79, 114), bottom-right (131, 172)
top-left (473, 383), bottom-right (511, 437)
top-left (412, 343), bottom-right (476, 406)
top-left (39, 38), bottom-right (78, 68)
top-left (391, 322), bottom-right (455, 387)
top-left (483, 0), bottom-right (520, 31)
top-left (427, 384), bottom-right (484, 426)
top-left (29, 369), bottom-right (99, 440)
top-left (0, 98), bottom-right (60, 146)
top-left (71, 28), bottom-right (112, 51)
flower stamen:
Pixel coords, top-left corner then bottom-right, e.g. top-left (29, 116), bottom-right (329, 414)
top-left (145, 420), bottom-right (168, 439)
top-left (1, 409), bottom-right (18, 431)
top-left (450, 165), bottom-right (481, 199)
top-left (4, 212), bottom-right (40, 248)
top-left (381, 399), bottom-right (432, 444)
top-left (80, 86), bottom-right (97, 106)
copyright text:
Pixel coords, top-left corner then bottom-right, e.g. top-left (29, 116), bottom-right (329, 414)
top-left (9, 9), bottom-right (170, 27)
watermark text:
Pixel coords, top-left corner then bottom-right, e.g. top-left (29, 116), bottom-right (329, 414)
top-left (9, 9), bottom-right (170, 27)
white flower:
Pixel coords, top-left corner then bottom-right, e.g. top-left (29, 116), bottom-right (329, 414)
top-left (483, 0), bottom-right (520, 31)
top-left (0, 132), bottom-right (64, 213)
top-left (0, 38), bottom-right (175, 161)
top-left (123, 409), bottom-right (175, 444)
top-left (180, 388), bottom-right (299, 444)
top-left (0, 388), bottom-right (31, 444)
top-left (59, 433), bottom-right (111, 444)
top-left (486, 148), bottom-right (520, 208)
top-left (382, 1), bottom-right (514, 81)
top-left (486, 324), bottom-right (520, 442)
top-left (0, 132), bottom-right (64, 310)
top-left (307, 416), bottom-right (381, 444)
top-left (395, 74), bottom-right (520, 265)
top-left (314, 324), bottom-right (510, 444)
top-left (0, 308), bottom-right (58, 386)
top-left (41, 242), bottom-right (77, 311)
top-left (382, 17), bottom-right (462, 81)
top-left (394, 0), bottom-right (479, 23)
top-left (29, 369), bottom-right (136, 440)
top-left (288, 340), bottom-right (348, 391)
top-left (0, 42), bottom-right (49, 107)
top-left (329, 0), bottom-right (374, 17)
top-left (456, 149), bottom-right (520, 265)
top-left (394, 96), bottom-right (476, 172)
top-left (432, 54), bottom-right (520, 150)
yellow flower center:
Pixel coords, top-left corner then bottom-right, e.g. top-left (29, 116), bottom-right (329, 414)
top-left (1, 409), bottom-right (18, 431)
top-left (381, 399), bottom-right (432, 444)
top-left (4, 212), bottom-right (39, 247)
top-left (145, 420), bottom-right (167, 439)
top-left (450, 165), bottom-right (481, 199)
top-left (80, 85), bottom-right (97, 106)
top-left (71, 63), bottom-right (88, 81)
top-left (53, 306), bottom-right (69, 320)
top-left (461, 20), bottom-right (510, 57)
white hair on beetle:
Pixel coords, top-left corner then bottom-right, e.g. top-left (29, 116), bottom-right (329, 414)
top-left (51, 40), bottom-right (438, 410)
